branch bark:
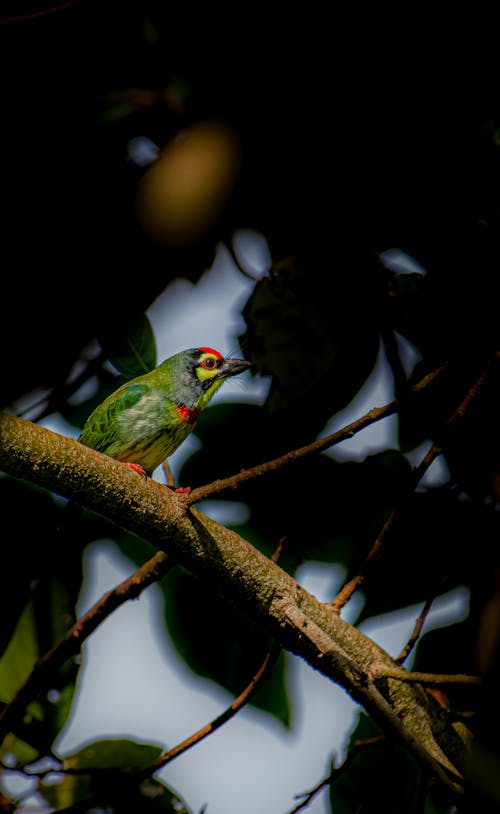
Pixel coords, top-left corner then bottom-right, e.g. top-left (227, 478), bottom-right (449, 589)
top-left (0, 412), bottom-right (470, 798)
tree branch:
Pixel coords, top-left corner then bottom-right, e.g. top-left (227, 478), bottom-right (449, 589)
top-left (142, 642), bottom-right (281, 777)
top-left (287, 735), bottom-right (386, 814)
top-left (186, 360), bottom-right (451, 505)
top-left (0, 0), bottom-right (79, 27)
top-left (373, 667), bottom-right (481, 687)
top-left (397, 578), bottom-right (447, 664)
top-left (0, 549), bottom-right (173, 743)
top-left (331, 356), bottom-right (497, 611)
top-left (0, 412), bottom-right (471, 795)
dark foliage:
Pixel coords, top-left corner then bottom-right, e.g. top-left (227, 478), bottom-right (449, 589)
top-left (1, 4), bottom-right (499, 812)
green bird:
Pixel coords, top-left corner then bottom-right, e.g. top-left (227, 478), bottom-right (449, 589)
top-left (79, 347), bottom-right (251, 478)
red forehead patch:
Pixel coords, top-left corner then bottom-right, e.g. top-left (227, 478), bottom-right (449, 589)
top-left (198, 347), bottom-right (222, 359)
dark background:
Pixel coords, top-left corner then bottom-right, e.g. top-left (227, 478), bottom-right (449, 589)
top-left (1, 4), bottom-right (499, 811)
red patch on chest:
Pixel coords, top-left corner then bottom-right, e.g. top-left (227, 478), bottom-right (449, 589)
top-left (176, 404), bottom-right (201, 424)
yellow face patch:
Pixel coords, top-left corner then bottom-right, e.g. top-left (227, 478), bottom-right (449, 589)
top-left (195, 349), bottom-right (223, 382)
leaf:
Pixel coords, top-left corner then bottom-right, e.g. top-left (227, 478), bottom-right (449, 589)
top-left (162, 568), bottom-right (291, 726)
top-left (330, 714), bottom-right (422, 814)
top-left (62, 738), bottom-right (163, 770)
top-left (0, 479), bottom-right (60, 657)
top-left (0, 601), bottom-right (38, 703)
top-left (115, 530), bottom-right (291, 724)
top-left (0, 567), bottom-right (80, 756)
top-left (357, 490), bottom-right (494, 623)
top-left (41, 739), bottom-right (191, 812)
top-left (41, 775), bottom-right (191, 812)
top-left (99, 313), bottom-right (157, 380)
top-left (0, 732), bottom-right (39, 766)
top-left (411, 620), bottom-right (478, 711)
top-left (240, 255), bottom-right (380, 422)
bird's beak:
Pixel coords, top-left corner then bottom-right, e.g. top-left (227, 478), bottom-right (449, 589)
top-left (219, 357), bottom-right (252, 378)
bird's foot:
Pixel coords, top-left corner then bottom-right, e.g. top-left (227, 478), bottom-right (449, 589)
top-left (122, 462), bottom-right (148, 478)
top-left (166, 485), bottom-right (192, 495)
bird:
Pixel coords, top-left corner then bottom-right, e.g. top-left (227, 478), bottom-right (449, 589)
top-left (79, 347), bottom-right (251, 479)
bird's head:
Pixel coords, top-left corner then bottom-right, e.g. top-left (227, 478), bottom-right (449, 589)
top-left (192, 347), bottom-right (251, 384)
top-left (165, 347), bottom-right (251, 408)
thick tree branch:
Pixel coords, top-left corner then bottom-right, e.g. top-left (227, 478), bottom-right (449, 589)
top-left (0, 412), bottom-right (470, 796)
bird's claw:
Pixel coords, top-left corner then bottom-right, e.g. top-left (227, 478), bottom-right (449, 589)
top-left (121, 463), bottom-right (189, 493)
top-left (122, 462), bottom-right (148, 478)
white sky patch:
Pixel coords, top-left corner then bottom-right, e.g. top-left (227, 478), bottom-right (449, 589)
top-left (196, 499), bottom-right (251, 526)
top-left (392, 330), bottom-right (423, 378)
top-left (359, 587), bottom-right (470, 663)
top-left (378, 247), bottom-right (427, 276)
top-left (406, 440), bottom-right (452, 489)
top-left (231, 228), bottom-right (272, 277)
top-left (147, 243), bottom-right (268, 406)
top-left (295, 561), bottom-right (366, 625)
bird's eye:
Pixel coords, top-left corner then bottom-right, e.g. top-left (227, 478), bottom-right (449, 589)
top-left (201, 357), bottom-right (218, 370)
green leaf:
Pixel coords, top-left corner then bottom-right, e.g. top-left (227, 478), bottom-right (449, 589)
top-left (0, 732), bottom-right (39, 766)
top-left (162, 568), bottom-right (291, 726)
top-left (0, 569), bottom-right (80, 757)
top-left (99, 313), bottom-right (157, 380)
top-left (0, 601), bottom-right (38, 702)
top-left (41, 774), bottom-right (191, 812)
top-left (240, 255), bottom-right (380, 421)
top-left (115, 521), bottom-right (291, 725)
top-left (0, 479), bottom-right (60, 657)
top-left (41, 739), bottom-right (191, 812)
top-left (329, 714), bottom-right (422, 814)
top-left (62, 738), bottom-right (163, 770)
top-left (357, 490), bottom-right (490, 623)
top-left (40, 766), bottom-right (88, 810)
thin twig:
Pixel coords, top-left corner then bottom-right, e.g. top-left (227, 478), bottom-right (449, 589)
top-left (397, 578), bottom-right (448, 664)
top-left (162, 459), bottom-right (176, 488)
top-left (271, 536), bottom-right (287, 563)
top-left (331, 356), bottom-right (497, 612)
top-left (187, 360), bottom-right (451, 506)
top-left (140, 642), bottom-right (282, 777)
top-left (286, 736), bottom-right (385, 814)
top-left (373, 667), bottom-right (481, 686)
top-left (0, 0), bottom-right (79, 27)
top-left (140, 536), bottom-right (285, 777)
top-left (0, 551), bottom-right (173, 745)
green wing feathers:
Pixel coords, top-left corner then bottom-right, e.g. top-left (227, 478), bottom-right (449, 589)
top-left (79, 383), bottom-right (148, 454)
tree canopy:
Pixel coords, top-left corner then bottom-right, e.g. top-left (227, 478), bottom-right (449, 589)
top-left (0, 5), bottom-right (499, 813)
